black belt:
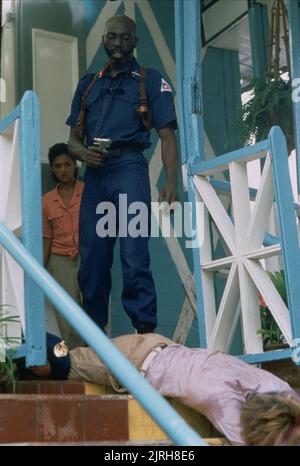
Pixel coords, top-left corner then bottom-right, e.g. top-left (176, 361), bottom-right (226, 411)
top-left (106, 145), bottom-right (143, 158)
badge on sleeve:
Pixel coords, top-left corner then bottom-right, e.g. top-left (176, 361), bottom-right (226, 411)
top-left (160, 78), bottom-right (172, 93)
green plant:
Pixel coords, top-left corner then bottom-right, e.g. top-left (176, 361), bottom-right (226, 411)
top-left (228, 76), bottom-right (294, 152)
top-left (257, 270), bottom-right (287, 345)
top-left (0, 306), bottom-right (20, 392)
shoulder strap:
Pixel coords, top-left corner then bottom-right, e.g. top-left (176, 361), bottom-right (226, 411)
top-left (76, 73), bottom-right (99, 138)
top-left (137, 67), bottom-right (153, 131)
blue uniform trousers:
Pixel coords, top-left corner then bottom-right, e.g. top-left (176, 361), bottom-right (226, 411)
top-left (78, 152), bottom-right (157, 331)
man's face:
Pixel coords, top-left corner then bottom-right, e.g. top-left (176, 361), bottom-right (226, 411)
top-left (103, 18), bottom-right (137, 69)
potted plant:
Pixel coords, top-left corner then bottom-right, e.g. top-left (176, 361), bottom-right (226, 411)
top-left (228, 0), bottom-right (294, 153)
top-left (0, 306), bottom-right (20, 393)
top-left (228, 76), bottom-right (294, 153)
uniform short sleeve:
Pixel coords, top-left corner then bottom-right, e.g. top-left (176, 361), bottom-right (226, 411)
top-left (66, 74), bottom-right (94, 128)
top-left (147, 70), bottom-right (177, 132)
top-left (42, 198), bottom-right (53, 240)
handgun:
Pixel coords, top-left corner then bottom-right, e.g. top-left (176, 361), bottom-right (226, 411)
top-left (88, 137), bottom-right (112, 155)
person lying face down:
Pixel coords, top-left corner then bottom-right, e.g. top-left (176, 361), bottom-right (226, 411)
top-left (17, 333), bottom-right (300, 446)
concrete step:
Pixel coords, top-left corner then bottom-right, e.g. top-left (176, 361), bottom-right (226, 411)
top-left (3, 380), bottom-right (89, 395)
top-left (0, 381), bottom-right (223, 444)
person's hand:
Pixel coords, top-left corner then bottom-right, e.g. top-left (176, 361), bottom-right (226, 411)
top-left (84, 148), bottom-right (106, 167)
top-left (28, 364), bottom-right (51, 379)
top-left (158, 180), bottom-right (179, 208)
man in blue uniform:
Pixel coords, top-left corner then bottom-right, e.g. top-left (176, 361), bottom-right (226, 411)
top-left (67, 15), bottom-right (179, 334)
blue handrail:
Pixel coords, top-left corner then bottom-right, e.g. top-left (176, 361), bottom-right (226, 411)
top-left (0, 220), bottom-right (207, 446)
top-left (0, 91), bottom-right (46, 366)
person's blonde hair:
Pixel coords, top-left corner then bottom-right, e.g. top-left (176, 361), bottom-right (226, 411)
top-left (241, 392), bottom-right (300, 446)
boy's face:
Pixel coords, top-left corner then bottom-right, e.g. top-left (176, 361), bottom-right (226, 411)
top-left (52, 154), bottom-right (76, 183)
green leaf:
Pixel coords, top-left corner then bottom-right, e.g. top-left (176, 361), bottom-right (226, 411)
top-left (227, 76), bottom-right (294, 150)
top-left (0, 305), bottom-right (20, 393)
top-left (258, 270), bottom-right (288, 344)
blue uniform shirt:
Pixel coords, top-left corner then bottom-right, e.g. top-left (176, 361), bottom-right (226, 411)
top-left (66, 58), bottom-right (177, 148)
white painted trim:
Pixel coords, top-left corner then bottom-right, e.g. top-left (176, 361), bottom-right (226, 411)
top-left (245, 154), bottom-right (275, 251)
top-left (237, 261), bottom-right (263, 354)
top-left (193, 175), bottom-right (236, 254)
top-left (202, 256), bottom-right (235, 271)
top-left (199, 199), bottom-right (216, 339)
top-left (246, 244), bottom-right (281, 260)
top-left (208, 262), bottom-right (240, 352)
top-left (229, 161), bottom-right (251, 249)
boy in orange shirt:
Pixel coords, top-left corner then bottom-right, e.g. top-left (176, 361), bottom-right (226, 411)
top-left (42, 143), bottom-right (84, 348)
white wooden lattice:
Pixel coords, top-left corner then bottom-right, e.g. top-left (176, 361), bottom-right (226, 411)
top-left (195, 152), bottom-right (292, 354)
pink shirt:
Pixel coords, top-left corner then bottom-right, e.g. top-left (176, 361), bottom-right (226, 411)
top-left (147, 345), bottom-right (296, 445)
top-left (42, 180), bottom-right (84, 258)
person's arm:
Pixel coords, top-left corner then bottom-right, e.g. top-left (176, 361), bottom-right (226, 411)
top-left (158, 126), bottom-right (179, 204)
top-left (68, 127), bottom-right (105, 168)
top-left (43, 238), bottom-right (52, 268)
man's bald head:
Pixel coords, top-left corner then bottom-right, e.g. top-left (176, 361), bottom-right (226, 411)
top-left (105, 15), bottom-right (137, 36)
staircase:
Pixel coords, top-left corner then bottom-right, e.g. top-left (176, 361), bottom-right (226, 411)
top-left (0, 381), bottom-right (228, 445)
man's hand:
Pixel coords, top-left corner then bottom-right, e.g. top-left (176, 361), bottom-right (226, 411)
top-left (68, 128), bottom-right (105, 167)
top-left (158, 180), bottom-right (179, 205)
top-left (84, 148), bottom-right (106, 167)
